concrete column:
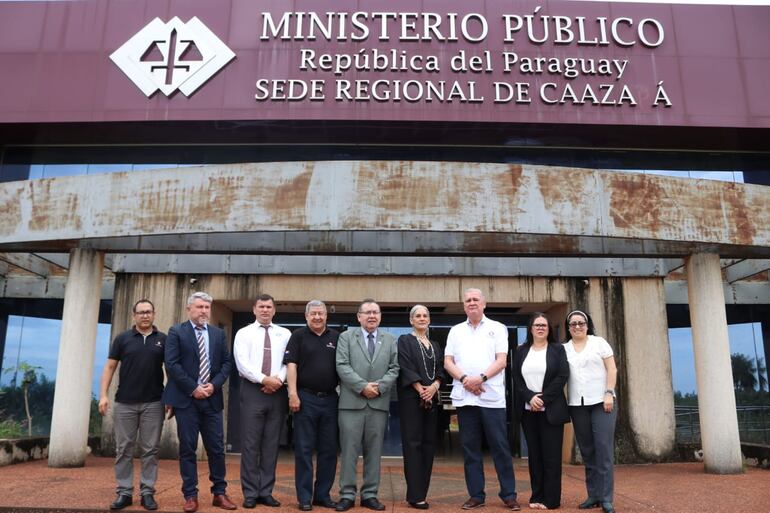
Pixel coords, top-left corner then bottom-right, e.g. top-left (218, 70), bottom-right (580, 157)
top-left (686, 253), bottom-right (742, 474)
top-left (622, 278), bottom-right (675, 459)
top-left (49, 249), bottom-right (105, 468)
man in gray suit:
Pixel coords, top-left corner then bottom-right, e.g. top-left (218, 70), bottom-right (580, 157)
top-left (335, 299), bottom-right (399, 512)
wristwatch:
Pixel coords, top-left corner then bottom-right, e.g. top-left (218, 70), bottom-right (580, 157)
top-left (459, 374), bottom-right (468, 384)
top-left (605, 389), bottom-right (616, 399)
top-left (480, 373), bottom-right (488, 382)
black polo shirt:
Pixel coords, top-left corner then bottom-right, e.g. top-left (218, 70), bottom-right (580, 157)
top-left (283, 326), bottom-right (339, 394)
top-left (108, 326), bottom-right (166, 403)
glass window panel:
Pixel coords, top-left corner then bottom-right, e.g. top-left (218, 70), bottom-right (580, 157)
top-left (41, 164), bottom-right (87, 178)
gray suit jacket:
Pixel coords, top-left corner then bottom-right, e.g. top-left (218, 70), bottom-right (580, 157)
top-left (336, 328), bottom-right (399, 412)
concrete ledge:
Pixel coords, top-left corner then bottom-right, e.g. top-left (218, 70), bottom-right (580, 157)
top-left (0, 436), bottom-right (101, 467)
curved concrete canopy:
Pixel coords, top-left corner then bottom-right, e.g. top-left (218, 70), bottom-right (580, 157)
top-left (0, 162), bottom-right (767, 257)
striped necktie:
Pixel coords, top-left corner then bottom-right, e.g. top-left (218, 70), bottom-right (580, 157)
top-left (196, 325), bottom-right (210, 384)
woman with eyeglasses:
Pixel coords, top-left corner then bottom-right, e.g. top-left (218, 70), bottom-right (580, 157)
top-left (513, 313), bottom-right (570, 510)
top-left (563, 310), bottom-right (618, 513)
top-left (397, 305), bottom-right (445, 510)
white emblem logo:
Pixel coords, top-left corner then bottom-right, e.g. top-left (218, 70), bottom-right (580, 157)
top-left (110, 16), bottom-right (235, 97)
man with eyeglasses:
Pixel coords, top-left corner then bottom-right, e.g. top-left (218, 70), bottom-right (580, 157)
top-left (99, 299), bottom-right (166, 511)
top-left (444, 288), bottom-right (520, 511)
top-left (334, 299), bottom-right (399, 512)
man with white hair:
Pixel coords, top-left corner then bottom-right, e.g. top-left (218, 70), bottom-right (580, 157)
top-left (444, 288), bottom-right (520, 511)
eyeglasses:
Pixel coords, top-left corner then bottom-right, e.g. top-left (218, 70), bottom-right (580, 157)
top-left (359, 310), bottom-right (381, 316)
top-left (568, 321), bottom-right (587, 328)
top-left (532, 324), bottom-right (548, 329)
top-left (134, 310), bottom-right (154, 316)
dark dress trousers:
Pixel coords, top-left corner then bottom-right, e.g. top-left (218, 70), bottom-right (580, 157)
top-left (162, 321), bottom-right (233, 499)
top-left (397, 334), bottom-right (446, 504)
top-left (513, 343), bottom-right (569, 509)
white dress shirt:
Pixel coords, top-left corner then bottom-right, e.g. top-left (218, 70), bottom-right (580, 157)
top-left (564, 335), bottom-right (614, 406)
top-left (233, 321), bottom-right (291, 384)
top-left (445, 315), bottom-right (509, 408)
top-left (522, 346), bottom-right (547, 410)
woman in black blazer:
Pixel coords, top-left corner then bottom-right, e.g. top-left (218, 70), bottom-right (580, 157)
top-left (397, 305), bottom-right (445, 510)
top-left (513, 312), bottom-right (570, 510)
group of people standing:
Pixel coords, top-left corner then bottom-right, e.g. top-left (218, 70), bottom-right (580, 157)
top-left (98, 288), bottom-right (618, 513)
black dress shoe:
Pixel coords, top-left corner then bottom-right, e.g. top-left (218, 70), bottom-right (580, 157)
top-left (243, 497), bottom-right (258, 508)
top-left (409, 501), bottom-right (430, 509)
top-left (299, 503), bottom-right (313, 511)
top-left (579, 498), bottom-right (602, 509)
top-left (110, 495), bottom-right (133, 510)
top-left (335, 498), bottom-right (355, 512)
top-left (361, 497), bottom-right (386, 511)
top-left (313, 499), bottom-right (338, 509)
top-left (141, 494), bottom-right (158, 511)
top-left (258, 495), bottom-right (281, 507)
top-left (601, 502), bottom-right (615, 513)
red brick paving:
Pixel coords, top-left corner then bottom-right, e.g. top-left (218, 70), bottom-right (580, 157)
top-left (0, 455), bottom-right (768, 513)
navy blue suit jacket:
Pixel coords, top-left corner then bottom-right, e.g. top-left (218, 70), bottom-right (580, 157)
top-left (162, 321), bottom-right (232, 411)
top-left (513, 342), bottom-right (570, 425)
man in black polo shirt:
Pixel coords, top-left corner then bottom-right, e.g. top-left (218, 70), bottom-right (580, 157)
top-left (98, 299), bottom-right (166, 511)
top-left (284, 299), bottom-right (340, 511)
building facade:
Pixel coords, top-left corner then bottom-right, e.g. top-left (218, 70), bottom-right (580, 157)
top-left (0, 0), bottom-right (768, 474)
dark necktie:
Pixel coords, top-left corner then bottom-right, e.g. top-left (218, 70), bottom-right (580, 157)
top-left (261, 325), bottom-right (272, 376)
top-left (195, 325), bottom-right (210, 384)
top-left (367, 332), bottom-right (375, 359)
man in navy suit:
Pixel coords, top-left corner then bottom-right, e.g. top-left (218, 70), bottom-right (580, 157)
top-left (163, 291), bottom-right (237, 512)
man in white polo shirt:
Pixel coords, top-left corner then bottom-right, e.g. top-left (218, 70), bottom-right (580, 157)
top-left (444, 288), bottom-right (520, 511)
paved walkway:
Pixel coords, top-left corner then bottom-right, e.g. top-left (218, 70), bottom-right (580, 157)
top-left (0, 455), bottom-right (768, 513)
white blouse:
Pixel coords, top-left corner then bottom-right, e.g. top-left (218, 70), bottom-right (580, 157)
top-left (564, 335), bottom-right (613, 406)
top-left (521, 346), bottom-right (547, 410)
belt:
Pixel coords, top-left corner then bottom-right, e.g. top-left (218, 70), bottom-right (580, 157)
top-left (300, 388), bottom-right (335, 397)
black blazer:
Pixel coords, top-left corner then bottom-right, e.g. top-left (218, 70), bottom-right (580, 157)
top-left (162, 321), bottom-right (233, 411)
top-left (513, 343), bottom-right (570, 425)
top-left (397, 334), bottom-right (445, 401)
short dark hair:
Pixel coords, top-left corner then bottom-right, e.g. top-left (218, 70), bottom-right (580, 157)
top-left (524, 312), bottom-right (556, 346)
top-left (132, 299), bottom-right (155, 313)
top-left (254, 294), bottom-right (275, 306)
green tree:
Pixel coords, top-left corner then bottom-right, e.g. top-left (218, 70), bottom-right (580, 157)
top-left (731, 353), bottom-right (766, 392)
top-left (3, 362), bottom-right (42, 436)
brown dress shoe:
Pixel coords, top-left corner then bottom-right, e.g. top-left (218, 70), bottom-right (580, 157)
top-left (213, 494), bottom-right (238, 510)
top-left (502, 497), bottom-right (521, 511)
top-left (183, 496), bottom-right (199, 513)
top-left (461, 498), bottom-right (485, 509)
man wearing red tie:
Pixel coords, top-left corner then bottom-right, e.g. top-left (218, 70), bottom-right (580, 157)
top-left (233, 294), bottom-right (291, 508)
top-left (163, 292), bottom-right (236, 513)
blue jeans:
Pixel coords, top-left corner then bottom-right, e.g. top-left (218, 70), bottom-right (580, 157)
top-left (293, 390), bottom-right (338, 503)
top-left (457, 406), bottom-right (517, 502)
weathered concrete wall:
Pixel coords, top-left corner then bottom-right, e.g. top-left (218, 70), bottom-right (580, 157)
top-left (1, 164), bottom-right (767, 257)
top-left (622, 278), bottom-right (676, 460)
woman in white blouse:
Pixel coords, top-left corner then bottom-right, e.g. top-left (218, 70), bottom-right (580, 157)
top-left (513, 313), bottom-right (570, 510)
top-left (563, 310), bottom-right (618, 513)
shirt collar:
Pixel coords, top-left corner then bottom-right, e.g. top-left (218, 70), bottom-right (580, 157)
top-left (362, 327), bottom-right (378, 340)
top-left (466, 315), bottom-right (487, 328)
top-left (189, 320), bottom-right (208, 331)
top-left (132, 325), bottom-right (158, 335)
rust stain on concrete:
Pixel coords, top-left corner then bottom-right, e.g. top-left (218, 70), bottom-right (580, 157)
top-left (720, 182), bottom-right (757, 247)
top-left (0, 182), bottom-right (23, 237)
top-left (607, 173), bottom-right (670, 234)
top-left (27, 179), bottom-right (82, 233)
top-left (536, 168), bottom-right (597, 233)
top-left (265, 163), bottom-right (313, 226)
